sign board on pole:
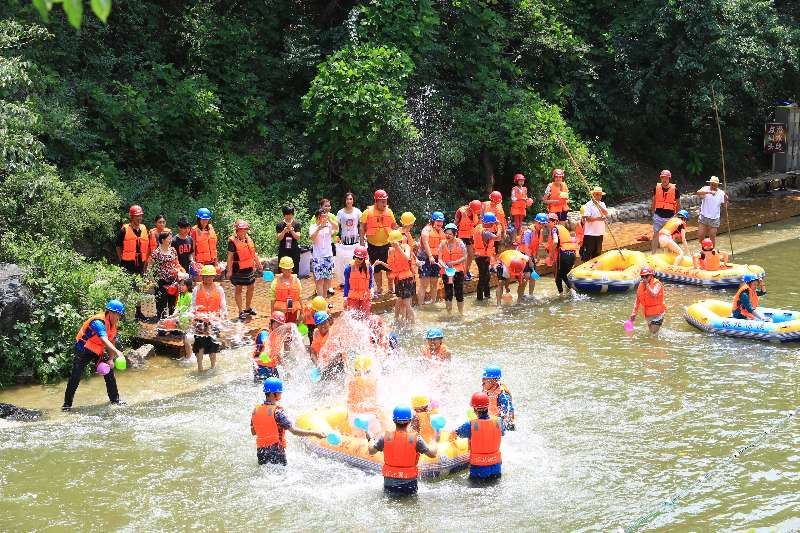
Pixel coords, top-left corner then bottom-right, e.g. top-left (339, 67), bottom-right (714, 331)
top-left (764, 122), bottom-right (787, 154)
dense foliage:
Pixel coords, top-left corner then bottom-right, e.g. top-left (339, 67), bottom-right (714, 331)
top-left (1, 0), bottom-right (798, 384)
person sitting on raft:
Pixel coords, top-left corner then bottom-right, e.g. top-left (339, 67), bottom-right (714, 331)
top-left (657, 209), bottom-right (690, 266)
top-left (346, 354), bottom-right (382, 427)
top-left (421, 328), bottom-right (451, 361)
top-left (253, 311), bottom-right (287, 380)
top-left (481, 366), bottom-right (515, 430)
top-left (251, 378), bottom-right (327, 466)
top-left (495, 250), bottom-right (529, 306)
top-left (692, 238), bottom-right (729, 271)
top-left (368, 405), bottom-right (439, 496)
top-left (409, 395), bottom-right (438, 444)
top-left (450, 392), bottom-right (504, 482)
top-left (629, 266), bottom-right (666, 336)
top-left (732, 273), bottom-right (769, 321)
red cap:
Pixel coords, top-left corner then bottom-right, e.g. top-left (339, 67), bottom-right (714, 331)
top-left (701, 238), bottom-right (713, 249)
top-left (471, 392), bottom-right (490, 409)
top-left (128, 205), bottom-right (144, 217)
top-left (660, 169), bottom-right (672, 179)
top-left (552, 168), bottom-right (565, 179)
top-left (489, 191), bottom-right (502, 203)
top-left (640, 266), bottom-right (655, 277)
top-left (235, 219), bottom-right (250, 230)
top-left (374, 189), bottom-right (388, 201)
top-left (514, 173), bottom-right (525, 182)
top-left (353, 246), bottom-right (369, 259)
top-left (469, 200), bottom-right (483, 213)
top-left (270, 311), bottom-right (286, 325)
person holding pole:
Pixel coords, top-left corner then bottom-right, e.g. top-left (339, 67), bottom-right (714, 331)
top-left (696, 176), bottom-right (728, 247)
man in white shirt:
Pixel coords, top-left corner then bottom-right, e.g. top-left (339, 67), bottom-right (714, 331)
top-left (696, 176), bottom-right (728, 246)
top-left (580, 186), bottom-right (609, 261)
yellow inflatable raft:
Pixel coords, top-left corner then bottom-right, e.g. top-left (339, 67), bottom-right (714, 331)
top-left (296, 406), bottom-right (469, 478)
top-left (685, 299), bottom-right (800, 342)
top-left (648, 253), bottom-right (765, 288)
top-left (567, 249), bottom-right (648, 293)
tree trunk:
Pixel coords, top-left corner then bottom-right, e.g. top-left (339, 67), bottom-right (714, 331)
top-left (480, 146), bottom-right (495, 194)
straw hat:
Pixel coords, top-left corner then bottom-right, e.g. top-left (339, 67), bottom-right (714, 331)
top-left (707, 176), bottom-right (721, 185)
top-left (590, 186), bottom-right (605, 196)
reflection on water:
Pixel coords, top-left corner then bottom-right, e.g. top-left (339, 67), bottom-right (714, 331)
top-left (1, 219), bottom-right (799, 531)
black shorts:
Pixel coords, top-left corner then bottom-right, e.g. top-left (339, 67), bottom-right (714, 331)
top-left (461, 237), bottom-right (474, 246)
top-left (193, 335), bottom-right (221, 354)
top-left (383, 477), bottom-right (418, 496)
top-left (231, 268), bottom-right (256, 286)
top-left (553, 210), bottom-right (568, 222)
top-left (257, 445), bottom-right (287, 465)
top-left (367, 243), bottom-right (390, 272)
top-left (395, 277), bottom-right (416, 299)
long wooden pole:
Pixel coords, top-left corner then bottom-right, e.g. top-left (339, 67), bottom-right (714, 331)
top-left (557, 137), bottom-right (625, 258)
top-left (710, 85), bottom-right (735, 258)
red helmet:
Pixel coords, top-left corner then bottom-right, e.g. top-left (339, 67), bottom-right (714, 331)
top-left (660, 169), bottom-right (672, 179)
top-left (552, 168), bottom-right (565, 179)
top-left (509, 257), bottom-right (526, 275)
top-left (270, 311), bottom-right (286, 325)
top-left (469, 200), bottom-right (483, 213)
top-left (374, 189), bottom-right (388, 201)
top-left (128, 204), bottom-right (144, 217)
top-left (489, 191), bottom-right (502, 203)
top-left (471, 392), bottom-right (490, 409)
top-left (701, 238), bottom-right (713, 249)
top-left (353, 246), bottom-right (369, 259)
top-left (640, 266), bottom-right (655, 277)
top-left (514, 173), bottom-right (525, 182)
top-left (235, 219), bottom-right (250, 230)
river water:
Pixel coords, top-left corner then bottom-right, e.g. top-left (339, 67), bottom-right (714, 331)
top-left (1, 219), bottom-right (799, 532)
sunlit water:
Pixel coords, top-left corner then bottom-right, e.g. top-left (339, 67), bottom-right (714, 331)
top-left (1, 220), bottom-right (799, 531)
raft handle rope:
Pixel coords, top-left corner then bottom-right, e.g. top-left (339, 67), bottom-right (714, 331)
top-left (622, 405), bottom-right (799, 533)
top-left (710, 84), bottom-right (735, 259)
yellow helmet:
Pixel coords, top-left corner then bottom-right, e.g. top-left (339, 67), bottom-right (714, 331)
top-left (387, 230), bottom-right (403, 243)
top-left (353, 354), bottom-right (373, 372)
top-left (400, 212), bottom-right (416, 226)
top-left (200, 265), bottom-right (217, 277)
top-left (311, 296), bottom-right (328, 312)
top-left (278, 256), bottom-right (294, 270)
top-left (411, 394), bottom-right (429, 409)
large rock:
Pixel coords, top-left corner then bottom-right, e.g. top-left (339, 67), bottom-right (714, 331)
top-left (0, 402), bottom-right (42, 422)
top-left (125, 343), bottom-right (155, 369)
top-left (0, 263), bottom-right (32, 336)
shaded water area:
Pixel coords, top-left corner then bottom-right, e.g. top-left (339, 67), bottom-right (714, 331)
top-left (1, 219), bottom-right (799, 531)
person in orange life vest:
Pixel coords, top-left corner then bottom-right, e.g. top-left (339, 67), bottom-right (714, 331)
top-left (191, 265), bottom-right (228, 372)
top-left (658, 209), bottom-right (690, 265)
top-left (732, 274), bottom-right (768, 321)
top-left (651, 170), bottom-right (681, 253)
top-left (450, 392), bottom-right (504, 481)
top-left (421, 328), bottom-right (451, 361)
top-left (481, 365), bottom-right (515, 430)
top-left (510, 173), bottom-right (534, 238)
top-left (409, 394), bottom-right (439, 444)
top-left (495, 250), bottom-right (529, 306)
top-left (116, 204), bottom-right (149, 320)
top-left (191, 208), bottom-right (218, 267)
top-left (253, 311), bottom-right (287, 380)
top-left (384, 229), bottom-right (416, 325)
top-left (575, 206), bottom-right (586, 248)
top-left (473, 212), bottom-right (499, 301)
top-left (346, 355), bottom-right (382, 430)
top-left (693, 238), bottom-right (729, 271)
top-left (343, 246), bottom-right (374, 317)
top-left (417, 212), bottom-right (445, 306)
top-left (542, 168), bottom-right (570, 221)
top-left (629, 266), bottom-right (667, 335)
top-left (303, 295), bottom-right (330, 344)
top-left (483, 191), bottom-right (507, 254)
top-left (359, 189), bottom-right (398, 297)
top-left (519, 213), bottom-right (547, 297)
top-left (547, 213), bottom-right (577, 296)
top-left (269, 256), bottom-right (302, 323)
top-left (226, 219), bottom-right (261, 320)
top-left (437, 223), bottom-right (467, 315)
top-left (252, 377), bottom-right (327, 466)
top-left (148, 214), bottom-right (170, 257)
top-left (368, 405), bottom-right (439, 496)
top-left (62, 300), bottom-right (127, 411)
top-left (454, 200), bottom-right (483, 281)
top-left (310, 311), bottom-right (342, 376)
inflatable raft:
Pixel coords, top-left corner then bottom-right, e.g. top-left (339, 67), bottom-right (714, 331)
top-left (568, 249), bottom-right (648, 293)
top-left (296, 407), bottom-right (469, 478)
top-left (648, 253), bottom-right (764, 288)
top-left (685, 299), bottom-right (800, 342)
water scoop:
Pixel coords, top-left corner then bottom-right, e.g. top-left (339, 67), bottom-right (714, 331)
top-left (326, 432), bottom-right (342, 446)
top-left (96, 362), bottom-right (111, 376)
top-left (430, 415), bottom-right (446, 431)
top-left (445, 267), bottom-right (456, 284)
top-left (353, 415), bottom-right (371, 432)
top-left (530, 270), bottom-right (541, 280)
top-left (308, 366), bottom-right (321, 383)
top-left (259, 353), bottom-right (271, 365)
top-left (623, 319), bottom-right (634, 332)
top-left (114, 356), bottom-right (127, 371)
top-left (297, 323), bottom-right (308, 336)
top-left (262, 271), bottom-right (275, 282)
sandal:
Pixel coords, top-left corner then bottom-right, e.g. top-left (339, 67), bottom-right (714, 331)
top-left (239, 311), bottom-right (249, 320)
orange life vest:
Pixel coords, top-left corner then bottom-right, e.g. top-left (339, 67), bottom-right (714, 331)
top-left (414, 411), bottom-right (436, 443)
top-left (382, 430), bottom-right (420, 479)
top-left (653, 183), bottom-right (678, 212)
top-left (456, 206), bottom-right (479, 239)
top-left (310, 328), bottom-right (329, 357)
top-left (75, 313), bottom-right (116, 356)
top-left (440, 241), bottom-right (466, 273)
top-left (636, 279), bottom-right (666, 318)
top-left (228, 234), bottom-right (257, 270)
top-left (547, 181), bottom-right (568, 212)
top-left (421, 343), bottom-right (451, 360)
top-left (483, 201), bottom-right (507, 229)
top-left (387, 244), bottom-right (413, 280)
top-left (472, 224), bottom-right (496, 258)
top-left (347, 261), bottom-right (371, 300)
top-left (699, 250), bottom-right (722, 271)
top-left (364, 206), bottom-right (394, 237)
top-left (511, 185), bottom-right (528, 215)
top-left (194, 285), bottom-right (222, 314)
top-left (347, 375), bottom-right (378, 413)
top-left (549, 225), bottom-right (577, 253)
top-left (303, 304), bottom-right (315, 326)
top-left (192, 224), bottom-right (217, 263)
top-left (423, 225), bottom-right (444, 255)
top-left (469, 417), bottom-right (502, 466)
top-left (272, 275), bottom-right (302, 312)
top-left (120, 223), bottom-right (149, 263)
top-left (659, 217), bottom-right (684, 237)
top-left (148, 227), bottom-right (171, 254)
top-left (253, 330), bottom-right (283, 368)
top-left (403, 231), bottom-right (416, 248)
top-left (733, 285), bottom-right (759, 319)
top-left (485, 383), bottom-right (513, 419)
top-left (252, 404), bottom-right (286, 448)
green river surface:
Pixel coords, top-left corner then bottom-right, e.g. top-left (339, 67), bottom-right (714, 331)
top-left (1, 218), bottom-right (799, 532)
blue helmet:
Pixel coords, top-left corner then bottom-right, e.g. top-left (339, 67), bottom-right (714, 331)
top-left (677, 209), bottom-right (689, 219)
top-left (105, 299), bottom-right (125, 315)
top-left (388, 332), bottom-right (398, 349)
top-left (263, 377), bottom-right (284, 394)
top-left (534, 213), bottom-right (548, 224)
top-left (482, 365), bottom-right (502, 379)
top-left (482, 212), bottom-right (497, 224)
top-left (392, 405), bottom-right (413, 423)
top-left (426, 327), bottom-right (444, 340)
top-left (742, 273), bottom-right (758, 283)
top-left (313, 311), bottom-right (330, 326)
top-left (196, 207), bottom-right (212, 220)
top-left (431, 211), bottom-right (445, 222)
top-left (444, 222), bottom-right (458, 233)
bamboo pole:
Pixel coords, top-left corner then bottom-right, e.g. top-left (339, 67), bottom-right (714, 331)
top-left (710, 85), bottom-right (735, 258)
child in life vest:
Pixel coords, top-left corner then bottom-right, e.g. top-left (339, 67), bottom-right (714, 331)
top-left (420, 328), bottom-right (451, 361)
top-left (346, 354), bottom-right (383, 431)
top-left (692, 238), bottom-right (728, 271)
top-left (409, 395), bottom-right (439, 444)
top-left (451, 392), bottom-right (504, 482)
